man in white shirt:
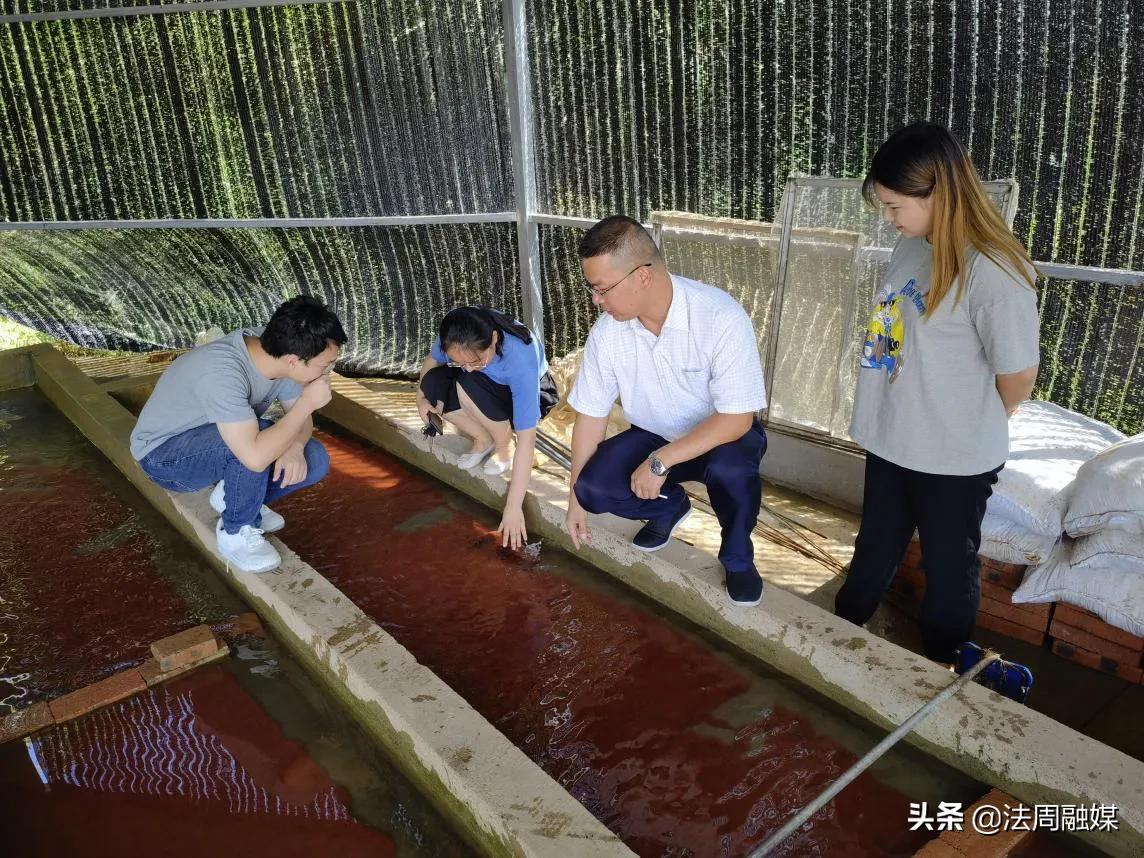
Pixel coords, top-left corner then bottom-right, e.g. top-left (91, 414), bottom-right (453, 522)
top-left (564, 216), bottom-right (769, 606)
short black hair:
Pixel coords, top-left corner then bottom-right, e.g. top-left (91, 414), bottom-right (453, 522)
top-left (260, 295), bottom-right (347, 361)
top-left (578, 215), bottom-right (661, 263)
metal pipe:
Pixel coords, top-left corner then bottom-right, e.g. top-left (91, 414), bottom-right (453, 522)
top-left (534, 430), bottom-right (571, 470)
top-left (0, 213), bottom-right (518, 231)
top-left (0, 0), bottom-right (350, 25)
top-left (747, 652), bottom-right (1003, 857)
top-left (502, 0), bottom-right (544, 343)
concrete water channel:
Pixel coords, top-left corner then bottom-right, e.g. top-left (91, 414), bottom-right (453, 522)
top-left (1, 343), bottom-right (1140, 856)
top-left (0, 385), bottom-right (471, 857)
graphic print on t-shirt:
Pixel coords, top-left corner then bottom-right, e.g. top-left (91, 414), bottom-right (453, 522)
top-left (861, 287), bottom-right (906, 381)
top-left (860, 277), bottom-right (926, 384)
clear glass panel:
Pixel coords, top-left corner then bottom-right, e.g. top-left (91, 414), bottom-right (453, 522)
top-left (768, 180), bottom-right (1014, 438)
top-left (654, 212), bottom-right (778, 400)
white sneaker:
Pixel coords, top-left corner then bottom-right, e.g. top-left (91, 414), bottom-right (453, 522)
top-left (210, 481), bottom-right (285, 533)
top-left (456, 444), bottom-right (495, 470)
top-left (483, 455), bottom-right (511, 476)
top-left (216, 519), bottom-right (281, 573)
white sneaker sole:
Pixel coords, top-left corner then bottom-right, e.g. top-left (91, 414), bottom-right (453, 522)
top-left (727, 574), bottom-right (764, 606)
top-left (727, 592), bottom-right (763, 607)
top-left (217, 545), bottom-right (280, 574)
top-left (631, 506), bottom-right (692, 553)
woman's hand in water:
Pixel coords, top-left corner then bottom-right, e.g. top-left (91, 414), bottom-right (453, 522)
top-left (498, 503), bottom-right (528, 550)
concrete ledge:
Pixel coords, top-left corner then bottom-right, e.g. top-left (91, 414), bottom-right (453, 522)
top-left (323, 373), bottom-right (1144, 857)
top-left (0, 346), bottom-right (34, 391)
top-left (22, 345), bottom-right (630, 858)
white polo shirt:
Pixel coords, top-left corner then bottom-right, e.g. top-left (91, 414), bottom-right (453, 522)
top-left (568, 274), bottom-right (767, 441)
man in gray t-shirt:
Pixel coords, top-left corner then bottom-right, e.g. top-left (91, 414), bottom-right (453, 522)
top-left (132, 296), bottom-right (346, 573)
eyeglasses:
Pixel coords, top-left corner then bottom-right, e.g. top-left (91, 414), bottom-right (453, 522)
top-left (446, 348), bottom-right (493, 370)
top-left (583, 262), bottom-right (651, 298)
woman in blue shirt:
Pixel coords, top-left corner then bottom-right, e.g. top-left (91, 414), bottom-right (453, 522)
top-left (417, 306), bottom-right (558, 549)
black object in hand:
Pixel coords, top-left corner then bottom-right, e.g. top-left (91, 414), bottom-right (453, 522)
top-left (422, 412), bottom-right (444, 437)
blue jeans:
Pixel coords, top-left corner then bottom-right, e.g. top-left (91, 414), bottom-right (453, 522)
top-left (138, 419), bottom-right (330, 534)
top-left (573, 422), bottom-right (767, 574)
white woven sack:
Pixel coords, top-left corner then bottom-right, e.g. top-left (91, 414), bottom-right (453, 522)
top-left (979, 513), bottom-right (1058, 565)
top-left (1063, 433), bottom-right (1144, 537)
top-left (1071, 528), bottom-right (1144, 575)
top-left (987, 401), bottom-right (1125, 537)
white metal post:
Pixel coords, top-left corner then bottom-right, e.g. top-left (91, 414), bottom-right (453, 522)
top-left (502, 0), bottom-right (544, 342)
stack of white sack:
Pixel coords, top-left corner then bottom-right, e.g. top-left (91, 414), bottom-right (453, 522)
top-left (1013, 433), bottom-right (1144, 636)
top-left (980, 402), bottom-right (1125, 566)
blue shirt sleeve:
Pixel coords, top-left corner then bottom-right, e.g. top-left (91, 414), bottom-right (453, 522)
top-left (501, 335), bottom-right (541, 430)
top-left (430, 337), bottom-right (447, 364)
top-left (509, 364), bottom-right (541, 430)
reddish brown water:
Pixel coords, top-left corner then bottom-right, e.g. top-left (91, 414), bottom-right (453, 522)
top-left (0, 665), bottom-right (398, 856)
top-left (277, 428), bottom-right (964, 856)
top-left (0, 390), bottom-right (469, 856)
top-left (0, 397), bottom-right (196, 707)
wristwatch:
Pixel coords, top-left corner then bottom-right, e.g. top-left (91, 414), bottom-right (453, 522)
top-left (648, 453), bottom-right (670, 477)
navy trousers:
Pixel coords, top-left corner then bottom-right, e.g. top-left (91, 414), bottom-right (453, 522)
top-left (573, 422), bottom-right (767, 574)
top-left (835, 452), bottom-right (1001, 663)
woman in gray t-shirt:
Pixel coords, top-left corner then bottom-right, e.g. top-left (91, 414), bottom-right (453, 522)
top-left (835, 122), bottom-right (1041, 666)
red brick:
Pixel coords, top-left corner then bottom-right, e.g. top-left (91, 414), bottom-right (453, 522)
top-left (1050, 639), bottom-right (1144, 683)
top-left (0, 702), bottom-right (54, 744)
top-left (900, 563), bottom-right (924, 582)
top-left (896, 562), bottom-right (927, 586)
top-left (891, 576), bottom-right (924, 601)
top-left (979, 582), bottom-right (1049, 617)
top-left (892, 563), bottom-right (927, 603)
top-left (150, 624), bottom-right (220, 672)
top-left (1049, 620), bottom-right (1143, 666)
top-left (913, 838), bottom-right (962, 857)
top-left (939, 830), bottom-right (1029, 858)
top-left (894, 547), bottom-right (1025, 587)
top-left (978, 596), bottom-right (1052, 633)
top-left (894, 576), bottom-right (926, 600)
top-left (935, 789), bottom-right (1034, 857)
top-left (957, 832), bottom-right (1032, 858)
top-left (899, 559), bottom-right (927, 580)
top-left (1052, 604), bottom-right (1144, 652)
top-left (903, 539), bottom-right (923, 567)
top-left (979, 559), bottom-right (1027, 590)
top-left (968, 788), bottom-right (1018, 813)
top-left (48, 669), bottom-right (146, 723)
top-left (975, 612), bottom-right (1047, 647)
top-left (138, 643), bottom-right (230, 687)
top-left (138, 658), bottom-right (164, 686)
